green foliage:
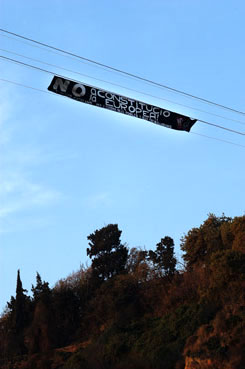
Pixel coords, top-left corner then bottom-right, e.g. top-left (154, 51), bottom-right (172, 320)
top-left (181, 214), bottom-right (232, 269)
top-left (87, 302), bottom-right (218, 369)
top-left (209, 249), bottom-right (245, 293)
top-left (88, 274), bottom-right (141, 331)
top-left (1, 215), bottom-right (245, 369)
top-left (133, 302), bottom-right (217, 367)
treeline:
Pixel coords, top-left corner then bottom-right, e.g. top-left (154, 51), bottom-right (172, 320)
top-left (0, 215), bottom-right (245, 369)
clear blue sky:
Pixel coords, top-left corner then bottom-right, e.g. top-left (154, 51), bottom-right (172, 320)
top-left (1, 0), bottom-right (245, 312)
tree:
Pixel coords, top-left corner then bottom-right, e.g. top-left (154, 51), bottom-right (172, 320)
top-left (52, 284), bottom-right (80, 347)
top-left (181, 214), bottom-right (232, 269)
top-left (13, 270), bottom-right (30, 336)
top-left (126, 247), bottom-right (150, 282)
top-left (31, 272), bottom-right (51, 303)
top-left (27, 299), bottom-right (56, 353)
top-left (87, 224), bottom-right (128, 282)
top-left (148, 236), bottom-right (176, 276)
top-left (6, 270), bottom-right (30, 355)
top-left (25, 272), bottom-right (54, 352)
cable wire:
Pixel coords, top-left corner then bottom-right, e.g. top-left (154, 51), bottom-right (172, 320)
top-left (1, 47), bottom-right (245, 127)
top-left (0, 33), bottom-right (115, 74)
top-left (1, 28), bottom-right (245, 117)
top-left (190, 132), bottom-right (245, 149)
top-left (0, 77), bottom-right (52, 95)
top-left (198, 119), bottom-right (244, 136)
top-left (1, 76), bottom-right (245, 149)
top-left (1, 54), bottom-right (245, 136)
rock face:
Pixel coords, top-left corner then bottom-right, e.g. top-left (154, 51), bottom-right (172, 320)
top-left (184, 356), bottom-right (215, 369)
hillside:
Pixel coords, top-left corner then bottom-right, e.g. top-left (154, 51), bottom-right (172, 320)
top-left (1, 214), bottom-right (245, 369)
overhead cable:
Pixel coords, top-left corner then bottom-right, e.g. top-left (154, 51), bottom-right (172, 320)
top-left (1, 76), bottom-right (245, 150)
top-left (1, 28), bottom-right (245, 117)
top-left (1, 55), bottom-right (245, 137)
top-left (0, 77), bottom-right (51, 95)
top-left (198, 119), bottom-right (245, 136)
top-left (0, 33), bottom-right (113, 73)
top-left (1, 47), bottom-right (245, 127)
top-left (190, 132), bottom-right (245, 149)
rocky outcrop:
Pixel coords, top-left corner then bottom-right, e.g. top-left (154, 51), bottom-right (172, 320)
top-left (183, 303), bottom-right (245, 369)
top-left (184, 356), bottom-right (217, 369)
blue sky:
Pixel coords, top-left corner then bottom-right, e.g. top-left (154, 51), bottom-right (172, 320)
top-left (1, 0), bottom-right (245, 312)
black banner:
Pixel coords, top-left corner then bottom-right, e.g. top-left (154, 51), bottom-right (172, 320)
top-left (48, 76), bottom-right (197, 132)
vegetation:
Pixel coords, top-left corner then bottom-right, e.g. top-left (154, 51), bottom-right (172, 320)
top-left (0, 215), bottom-right (245, 369)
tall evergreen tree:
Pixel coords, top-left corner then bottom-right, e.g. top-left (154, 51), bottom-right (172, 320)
top-left (6, 270), bottom-right (30, 355)
top-left (87, 224), bottom-right (128, 282)
top-left (15, 270), bottom-right (29, 334)
top-left (31, 272), bottom-right (51, 303)
top-left (149, 236), bottom-right (176, 276)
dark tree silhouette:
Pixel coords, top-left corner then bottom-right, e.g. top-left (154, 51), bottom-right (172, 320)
top-left (15, 270), bottom-right (29, 334)
top-left (31, 272), bottom-right (51, 303)
top-left (87, 224), bottom-right (128, 281)
top-left (6, 270), bottom-right (29, 355)
top-left (149, 236), bottom-right (176, 276)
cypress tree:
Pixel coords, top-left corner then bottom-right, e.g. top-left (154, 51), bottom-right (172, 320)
top-left (14, 270), bottom-right (29, 354)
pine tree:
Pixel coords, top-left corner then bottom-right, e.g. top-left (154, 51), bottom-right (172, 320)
top-left (87, 224), bottom-right (128, 282)
top-left (149, 236), bottom-right (176, 276)
top-left (31, 272), bottom-right (51, 303)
